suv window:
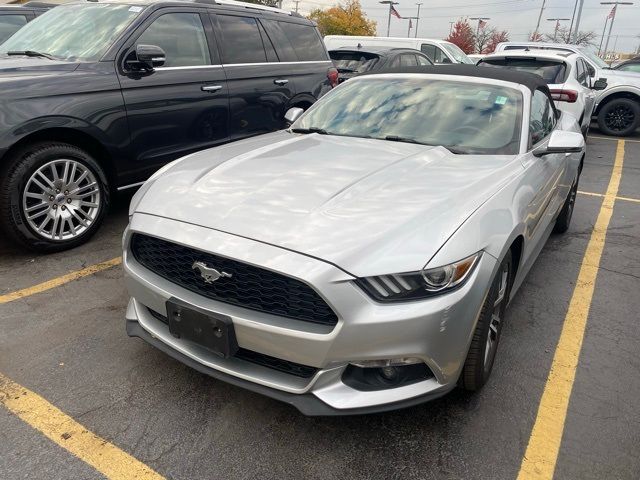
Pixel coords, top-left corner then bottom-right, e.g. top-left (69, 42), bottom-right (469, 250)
top-left (278, 21), bottom-right (327, 61)
top-left (217, 15), bottom-right (266, 64)
top-left (530, 89), bottom-right (556, 145)
top-left (329, 50), bottom-right (380, 73)
top-left (576, 59), bottom-right (588, 86)
top-left (0, 14), bottom-right (28, 44)
top-left (137, 13), bottom-right (210, 67)
top-left (420, 44), bottom-right (436, 62)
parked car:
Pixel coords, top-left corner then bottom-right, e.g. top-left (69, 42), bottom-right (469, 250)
top-left (479, 50), bottom-right (605, 136)
top-left (467, 53), bottom-right (485, 64)
top-left (124, 65), bottom-right (585, 415)
top-left (0, 2), bottom-right (53, 44)
top-left (614, 57), bottom-right (640, 73)
top-left (495, 42), bottom-right (640, 136)
top-left (0, 0), bottom-right (335, 252)
top-left (324, 35), bottom-right (474, 65)
top-left (329, 46), bottom-right (433, 82)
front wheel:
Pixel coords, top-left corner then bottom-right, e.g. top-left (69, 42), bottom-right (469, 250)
top-left (0, 142), bottom-right (110, 252)
top-left (597, 98), bottom-right (640, 137)
top-left (553, 174), bottom-right (579, 234)
top-left (460, 253), bottom-right (512, 391)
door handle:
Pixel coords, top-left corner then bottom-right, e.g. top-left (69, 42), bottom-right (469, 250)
top-left (274, 79), bottom-right (289, 85)
top-left (201, 85), bottom-right (222, 92)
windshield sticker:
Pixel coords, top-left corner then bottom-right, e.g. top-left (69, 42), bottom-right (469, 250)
top-left (495, 96), bottom-right (508, 105)
top-left (129, 6), bottom-right (143, 12)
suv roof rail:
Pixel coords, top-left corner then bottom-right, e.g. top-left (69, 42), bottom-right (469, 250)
top-left (202, 0), bottom-right (293, 15)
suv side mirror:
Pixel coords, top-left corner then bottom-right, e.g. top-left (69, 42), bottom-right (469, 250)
top-left (533, 130), bottom-right (584, 157)
top-left (284, 107), bottom-right (304, 125)
top-left (591, 78), bottom-right (608, 91)
top-left (127, 44), bottom-right (166, 72)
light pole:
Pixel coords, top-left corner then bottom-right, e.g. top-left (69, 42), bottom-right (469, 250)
top-left (379, 0), bottom-right (400, 37)
top-left (568, 0), bottom-right (579, 39)
top-left (571, 0), bottom-right (585, 43)
top-left (601, 2), bottom-right (633, 59)
top-left (547, 18), bottom-right (571, 42)
top-left (598, 15), bottom-right (609, 55)
top-left (533, 0), bottom-right (547, 40)
top-left (414, 3), bottom-right (422, 38)
top-left (406, 17), bottom-right (418, 37)
top-left (449, 21), bottom-right (455, 35)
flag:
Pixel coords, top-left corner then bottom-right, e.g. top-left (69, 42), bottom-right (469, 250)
top-left (390, 5), bottom-right (401, 18)
top-left (608, 5), bottom-right (616, 19)
top-left (478, 19), bottom-right (487, 29)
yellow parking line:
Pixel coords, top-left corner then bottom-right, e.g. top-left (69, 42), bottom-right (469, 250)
top-left (517, 140), bottom-right (625, 480)
top-left (0, 372), bottom-right (164, 480)
top-left (588, 135), bottom-right (640, 143)
top-left (578, 190), bottom-right (640, 204)
top-left (0, 257), bottom-right (122, 304)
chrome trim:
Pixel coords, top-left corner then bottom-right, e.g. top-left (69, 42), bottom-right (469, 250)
top-left (117, 181), bottom-right (145, 191)
top-left (155, 65), bottom-right (224, 71)
top-left (222, 61), bottom-right (332, 67)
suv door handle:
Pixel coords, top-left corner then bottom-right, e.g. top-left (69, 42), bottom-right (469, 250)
top-left (201, 85), bottom-right (222, 92)
top-left (274, 79), bottom-right (289, 85)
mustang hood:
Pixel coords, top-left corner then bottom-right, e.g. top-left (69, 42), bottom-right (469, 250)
top-left (134, 131), bottom-right (521, 277)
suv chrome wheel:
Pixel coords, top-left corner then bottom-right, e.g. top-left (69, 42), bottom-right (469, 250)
top-left (22, 159), bottom-right (101, 241)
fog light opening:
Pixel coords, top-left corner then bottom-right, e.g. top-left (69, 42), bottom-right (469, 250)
top-left (343, 358), bottom-right (434, 392)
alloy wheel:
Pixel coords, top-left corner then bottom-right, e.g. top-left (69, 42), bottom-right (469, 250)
top-left (21, 159), bottom-right (101, 241)
top-left (605, 104), bottom-right (635, 132)
top-left (484, 263), bottom-right (509, 372)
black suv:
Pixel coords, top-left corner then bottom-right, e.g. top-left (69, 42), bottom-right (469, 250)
top-left (0, 0), bottom-right (334, 251)
top-left (0, 2), bottom-right (53, 44)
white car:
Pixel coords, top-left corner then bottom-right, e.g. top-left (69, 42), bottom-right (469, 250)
top-left (495, 42), bottom-right (640, 136)
top-left (478, 50), bottom-right (604, 136)
top-left (323, 35), bottom-right (474, 65)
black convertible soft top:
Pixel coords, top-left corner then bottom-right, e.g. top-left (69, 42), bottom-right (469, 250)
top-left (361, 64), bottom-right (550, 94)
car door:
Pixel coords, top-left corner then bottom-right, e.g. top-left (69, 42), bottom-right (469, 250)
top-left (212, 12), bottom-right (296, 140)
top-left (117, 8), bottom-right (230, 180)
top-left (520, 89), bottom-right (566, 268)
top-left (576, 58), bottom-right (596, 121)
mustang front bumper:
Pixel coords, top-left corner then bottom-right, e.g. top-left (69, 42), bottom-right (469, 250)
top-left (124, 213), bottom-right (497, 415)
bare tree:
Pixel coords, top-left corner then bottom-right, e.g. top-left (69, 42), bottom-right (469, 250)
top-left (474, 26), bottom-right (495, 54)
top-left (544, 26), bottom-right (597, 46)
top-left (243, 0), bottom-right (281, 7)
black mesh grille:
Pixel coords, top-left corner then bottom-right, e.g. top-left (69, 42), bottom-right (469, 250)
top-left (132, 234), bottom-right (338, 326)
top-left (148, 308), bottom-right (318, 378)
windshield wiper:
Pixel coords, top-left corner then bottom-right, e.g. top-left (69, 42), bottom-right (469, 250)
top-left (7, 50), bottom-right (57, 60)
top-left (384, 135), bottom-right (429, 145)
top-left (291, 127), bottom-right (329, 135)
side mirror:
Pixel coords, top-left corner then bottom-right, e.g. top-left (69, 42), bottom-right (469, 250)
top-left (533, 130), bottom-right (584, 157)
top-left (127, 44), bottom-right (165, 71)
top-left (591, 78), bottom-right (608, 91)
top-left (284, 107), bottom-right (304, 125)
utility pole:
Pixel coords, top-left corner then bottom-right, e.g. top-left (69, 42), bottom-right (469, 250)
top-left (547, 18), bottom-right (570, 42)
top-left (414, 3), bottom-right (422, 38)
top-left (601, 2), bottom-right (633, 57)
top-left (598, 15), bottom-right (609, 55)
top-left (449, 21), bottom-right (455, 35)
top-left (568, 0), bottom-right (579, 39)
top-left (293, 0), bottom-right (300, 13)
top-left (406, 17), bottom-right (418, 37)
top-left (533, 0), bottom-right (547, 40)
top-left (571, 0), bottom-right (584, 42)
top-left (379, 0), bottom-right (400, 37)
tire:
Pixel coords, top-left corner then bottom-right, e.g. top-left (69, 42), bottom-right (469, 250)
top-left (553, 173), bottom-right (579, 234)
top-left (0, 142), bottom-right (110, 252)
top-left (460, 253), bottom-right (512, 391)
top-left (597, 98), bottom-right (640, 137)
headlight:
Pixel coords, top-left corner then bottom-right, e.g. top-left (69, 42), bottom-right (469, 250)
top-left (356, 252), bottom-right (482, 302)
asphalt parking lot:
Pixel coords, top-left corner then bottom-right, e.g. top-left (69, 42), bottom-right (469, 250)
top-left (1, 127), bottom-right (639, 480)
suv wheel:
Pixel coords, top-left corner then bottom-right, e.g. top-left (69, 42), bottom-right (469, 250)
top-left (459, 253), bottom-right (512, 391)
top-left (597, 98), bottom-right (640, 137)
top-left (0, 142), bottom-right (109, 252)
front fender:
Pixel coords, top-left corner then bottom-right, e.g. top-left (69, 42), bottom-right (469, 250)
top-left (595, 84), bottom-right (640, 111)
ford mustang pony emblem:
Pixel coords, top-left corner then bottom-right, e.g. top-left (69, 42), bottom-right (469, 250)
top-left (192, 261), bottom-right (232, 283)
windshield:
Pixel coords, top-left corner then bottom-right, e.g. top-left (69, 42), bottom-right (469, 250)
top-left (329, 51), bottom-right (381, 73)
top-left (441, 42), bottom-right (474, 64)
top-left (293, 77), bottom-right (523, 155)
top-left (578, 47), bottom-right (609, 69)
top-left (0, 4), bottom-right (143, 62)
top-left (479, 58), bottom-right (567, 84)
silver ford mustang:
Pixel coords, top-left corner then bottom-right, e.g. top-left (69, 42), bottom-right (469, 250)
top-left (123, 66), bottom-right (585, 415)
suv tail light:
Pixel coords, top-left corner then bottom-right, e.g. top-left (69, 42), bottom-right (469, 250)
top-left (550, 89), bottom-right (578, 103)
top-left (327, 67), bottom-right (339, 88)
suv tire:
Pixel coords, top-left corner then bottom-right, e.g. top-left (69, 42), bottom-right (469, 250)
top-left (0, 142), bottom-right (109, 252)
top-left (460, 253), bottom-right (512, 391)
top-left (597, 98), bottom-right (640, 137)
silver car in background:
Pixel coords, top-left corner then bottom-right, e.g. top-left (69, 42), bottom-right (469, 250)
top-left (123, 66), bottom-right (585, 415)
top-left (478, 50), bottom-right (603, 136)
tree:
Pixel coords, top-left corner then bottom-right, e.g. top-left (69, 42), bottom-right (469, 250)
top-left (544, 27), bottom-right (597, 46)
top-left (243, 0), bottom-right (280, 7)
top-left (529, 31), bottom-right (544, 42)
top-left (474, 24), bottom-right (495, 54)
top-left (483, 30), bottom-right (510, 54)
top-left (445, 19), bottom-right (475, 54)
top-left (308, 0), bottom-right (376, 37)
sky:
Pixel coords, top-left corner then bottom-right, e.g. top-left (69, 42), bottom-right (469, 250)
top-left (281, 0), bottom-right (640, 53)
